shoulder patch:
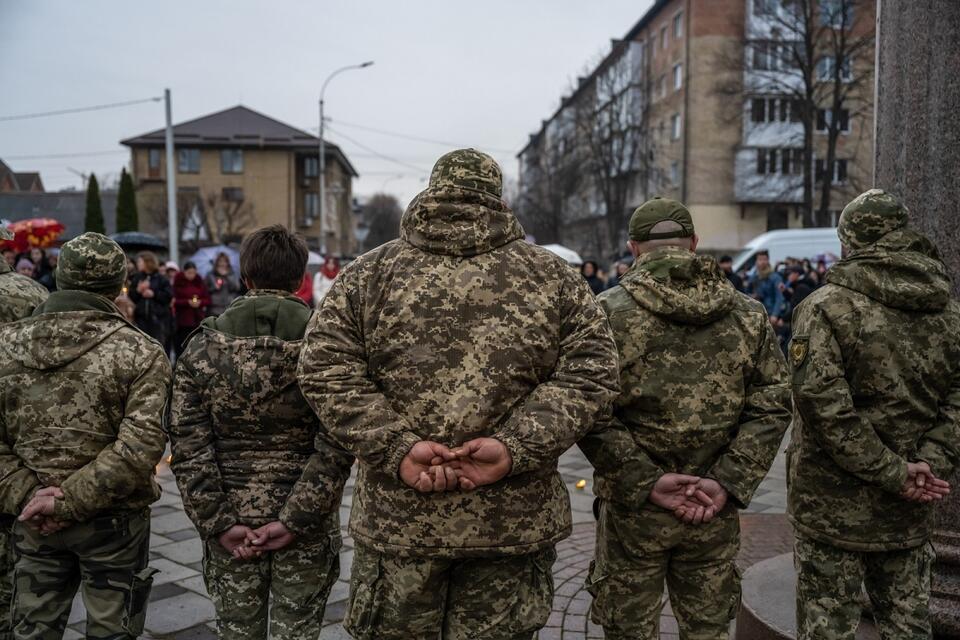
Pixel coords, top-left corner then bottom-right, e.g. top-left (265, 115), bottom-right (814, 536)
top-left (789, 337), bottom-right (809, 368)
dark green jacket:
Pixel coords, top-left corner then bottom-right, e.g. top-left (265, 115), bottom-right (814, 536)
top-left (788, 229), bottom-right (960, 551)
top-left (169, 290), bottom-right (353, 540)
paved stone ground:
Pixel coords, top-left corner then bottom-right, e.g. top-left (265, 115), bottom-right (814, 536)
top-left (61, 432), bottom-right (791, 639)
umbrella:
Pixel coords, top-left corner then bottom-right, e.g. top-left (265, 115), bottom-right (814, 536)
top-left (109, 232), bottom-right (168, 252)
top-left (189, 245), bottom-right (240, 278)
top-left (308, 251), bottom-right (324, 266)
top-left (0, 218), bottom-right (66, 253)
top-left (541, 243), bottom-right (584, 266)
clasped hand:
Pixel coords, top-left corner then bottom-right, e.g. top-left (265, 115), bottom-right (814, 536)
top-left (218, 521), bottom-right (296, 561)
top-left (19, 486), bottom-right (72, 535)
top-left (901, 461), bottom-right (951, 503)
top-left (648, 474), bottom-right (729, 526)
top-left (399, 439), bottom-right (513, 494)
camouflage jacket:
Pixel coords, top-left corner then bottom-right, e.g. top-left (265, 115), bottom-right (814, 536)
top-left (580, 246), bottom-right (790, 512)
top-left (297, 186), bottom-right (619, 558)
top-left (787, 230), bottom-right (960, 551)
top-left (169, 290), bottom-right (353, 540)
top-left (0, 290), bottom-right (170, 522)
top-left (0, 261), bottom-right (48, 323)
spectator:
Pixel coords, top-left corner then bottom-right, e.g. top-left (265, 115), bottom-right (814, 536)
top-left (718, 255), bottom-right (745, 292)
top-left (16, 259), bottom-right (34, 278)
top-left (2, 248), bottom-right (15, 268)
top-left (783, 265), bottom-right (817, 310)
top-left (36, 250), bottom-right (59, 292)
top-left (28, 247), bottom-right (51, 283)
top-left (312, 256), bottom-right (340, 307)
top-left (128, 251), bottom-right (174, 347)
top-left (164, 261), bottom-right (180, 285)
top-left (580, 260), bottom-right (605, 295)
top-left (606, 260), bottom-right (631, 289)
top-left (173, 261), bottom-right (210, 357)
top-left (205, 252), bottom-right (242, 317)
top-left (749, 250), bottom-right (785, 319)
top-left (294, 271), bottom-right (313, 307)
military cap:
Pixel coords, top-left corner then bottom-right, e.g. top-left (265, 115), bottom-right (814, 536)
top-left (56, 232), bottom-right (127, 295)
top-left (837, 188), bottom-right (909, 250)
top-left (429, 148), bottom-right (502, 199)
top-left (629, 196), bottom-right (695, 241)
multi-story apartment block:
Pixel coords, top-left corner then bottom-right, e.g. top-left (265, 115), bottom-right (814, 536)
top-left (121, 105), bottom-right (359, 254)
top-left (518, 0), bottom-right (874, 258)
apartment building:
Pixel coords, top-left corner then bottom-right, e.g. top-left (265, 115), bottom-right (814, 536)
top-left (121, 105), bottom-right (359, 254)
top-left (518, 0), bottom-right (874, 257)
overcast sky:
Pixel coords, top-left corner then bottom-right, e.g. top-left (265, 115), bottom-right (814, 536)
top-left (0, 0), bottom-right (652, 207)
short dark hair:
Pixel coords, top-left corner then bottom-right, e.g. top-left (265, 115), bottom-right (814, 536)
top-left (719, 255), bottom-right (733, 263)
top-left (756, 250), bottom-right (770, 258)
top-left (239, 225), bottom-right (308, 292)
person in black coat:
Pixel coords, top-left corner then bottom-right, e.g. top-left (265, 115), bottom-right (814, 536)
top-left (128, 251), bottom-right (174, 349)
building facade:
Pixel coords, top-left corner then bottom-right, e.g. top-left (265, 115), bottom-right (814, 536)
top-left (518, 0), bottom-right (874, 257)
top-left (121, 106), bottom-right (359, 254)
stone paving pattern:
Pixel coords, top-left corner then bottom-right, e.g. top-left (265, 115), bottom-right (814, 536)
top-left (60, 432), bottom-right (791, 639)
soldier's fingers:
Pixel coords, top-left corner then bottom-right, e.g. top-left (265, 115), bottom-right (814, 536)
top-left (458, 476), bottom-right (476, 491)
top-left (416, 471), bottom-right (434, 493)
top-left (673, 474), bottom-right (701, 485)
top-left (18, 501), bottom-right (43, 522)
top-left (691, 506), bottom-right (705, 525)
top-left (692, 489), bottom-right (715, 506)
top-left (431, 466), bottom-right (447, 492)
top-left (427, 442), bottom-right (457, 461)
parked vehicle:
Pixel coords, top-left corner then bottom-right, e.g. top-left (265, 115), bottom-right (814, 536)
top-left (732, 228), bottom-right (840, 272)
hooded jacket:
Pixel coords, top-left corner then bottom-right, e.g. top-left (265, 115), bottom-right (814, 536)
top-left (579, 246), bottom-right (791, 511)
top-left (169, 290), bottom-right (353, 540)
top-left (0, 290), bottom-right (170, 522)
top-left (297, 185), bottom-right (619, 558)
top-left (787, 229), bottom-right (960, 551)
top-left (0, 260), bottom-right (48, 323)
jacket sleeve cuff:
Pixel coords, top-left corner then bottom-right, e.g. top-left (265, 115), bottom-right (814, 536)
top-left (382, 431), bottom-right (423, 480)
top-left (53, 496), bottom-right (79, 522)
top-left (878, 457), bottom-right (910, 495)
top-left (201, 512), bottom-right (240, 541)
top-left (493, 434), bottom-right (531, 477)
top-left (707, 458), bottom-right (759, 509)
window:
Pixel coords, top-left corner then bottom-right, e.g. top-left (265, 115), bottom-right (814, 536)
top-left (660, 26), bottom-right (668, 49)
top-left (304, 156), bottom-right (319, 177)
top-left (177, 149), bottom-right (200, 173)
top-left (750, 96), bottom-right (803, 124)
top-left (816, 56), bottom-right (852, 81)
top-left (757, 148), bottom-right (804, 175)
top-left (673, 63), bottom-right (683, 90)
top-left (754, 0), bottom-right (773, 16)
top-left (148, 149), bottom-right (161, 170)
top-left (220, 149), bottom-right (244, 174)
top-left (820, 0), bottom-right (853, 27)
top-left (304, 192), bottom-right (319, 222)
top-left (816, 108), bottom-right (850, 132)
top-left (222, 187), bottom-right (244, 202)
top-left (751, 98), bottom-right (766, 123)
top-left (658, 74), bottom-right (667, 99)
top-left (670, 161), bottom-right (680, 185)
top-left (651, 33), bottom-right (657, 55)
top-left (815, 158), bottom-right (849, 184)
top-left (673, 12), bottom-right (683, 38)
top-left (671, 113), bottom-right (682, 140)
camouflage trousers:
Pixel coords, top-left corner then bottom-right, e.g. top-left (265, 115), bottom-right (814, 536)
top-left (344, 544), bottom-right (557, 640)
top-left (10, 508), bottom-right (154, 640)
top-left (586, 500), bottom-right (741, 640)
top-left (794, 535), bottom-right (934, 640)
top-left (0, 517), bottom-right (14, 640)
top-left (203, 532), bottom-right (341, 640)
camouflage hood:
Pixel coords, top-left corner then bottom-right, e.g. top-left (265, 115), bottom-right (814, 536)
top-left (400, 186), bottom-right (524, 257)
top-left (6, 290), bottom-right (128, 370)
top-left (618, 246), bottom-right (736, 325)
top-left (827, 228), bottom-right (951, 312)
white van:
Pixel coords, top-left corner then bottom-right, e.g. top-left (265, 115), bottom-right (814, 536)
top-left (732, 228), bottom-right (840, 273)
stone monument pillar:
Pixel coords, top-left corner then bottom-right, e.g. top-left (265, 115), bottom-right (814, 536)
top-left (874, 1), bottom-right (960, 636)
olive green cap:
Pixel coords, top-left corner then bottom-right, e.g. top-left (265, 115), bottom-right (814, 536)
top-left (837, 188), bottom-right (909, 250)
top-left (55, 232), bottom-right (127, 296)
top-left (629, 196), bottom-right (695, 241)
top-left (428, 148), bottom-right (502, 199)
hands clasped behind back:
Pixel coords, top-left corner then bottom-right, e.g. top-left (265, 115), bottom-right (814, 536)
top-left (399, 438), bottom-right (513, 493)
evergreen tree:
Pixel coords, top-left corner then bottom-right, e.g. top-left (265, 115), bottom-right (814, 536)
top-left (85, 173), bottom-right (105, 234)
top-left (115, 168), bottom-right (139, 233)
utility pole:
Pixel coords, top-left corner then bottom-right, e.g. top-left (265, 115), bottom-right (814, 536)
top-left (164, 88), bottom-right (179, 264)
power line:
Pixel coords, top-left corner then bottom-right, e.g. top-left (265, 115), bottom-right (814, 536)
top-left (0, 97), bottom-right (162, 122)
top-left (325, 118), bottom-right (517, 155)
top-left (325, 126), bottom-right (429, 174)
top-left (4, 150), bottom-right (129, 160)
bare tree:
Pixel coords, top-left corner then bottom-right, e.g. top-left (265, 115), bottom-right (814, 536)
top-left (515, 133), bottom-right (582, 245)
top-left (202, 191), bottom-right (256, 245)
top-left (361, 193), bottom-right (403, 250)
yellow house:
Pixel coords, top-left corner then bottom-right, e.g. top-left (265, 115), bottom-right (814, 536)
top-left (121, 105), bottom-right (358, 254)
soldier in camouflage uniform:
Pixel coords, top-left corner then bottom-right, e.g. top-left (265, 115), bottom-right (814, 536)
top-left (297, 148), bottom-right (619, 639)
top-left (788, 189), bottom-right (960, 639)
top-left (579, 197), bottom-right (791, 640)
top-left (0, 226), bottom-right (48, 640)
top-left (0, 232), bottom-right (170, 639)
top-left (169, 225), bottom-right (353, 640)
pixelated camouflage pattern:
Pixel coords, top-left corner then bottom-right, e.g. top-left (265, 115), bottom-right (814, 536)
top-left (0, 226), bottom-right (11, 241)
top-left (427, 148), bottom-right (503, 198)
top-left (580, 246), bottom-right (790, 511)
top-left (837, 188), bottom-right (909, 251)
top-left (297, 170), bottom-right (619, 558)
top-left (628, 196), bottom-right (695, 241)
top-left (344, 543), bottom-right (555, 639)
top-left (169, 290), bottom-right (353, 540)
top-left (55, 232), bottom-right (127, 295)
top-left (795, 535), bottom-right (933, 640)
top-left (788, 228), bottom-right (960, 551)
top-left (203, 533), bottom-right (341, 640)
top-left (0, 261), bottom-right (48, 324)
top-left (588, 500), bottom-right (741, 639)
top-left (0, 290), bottom-right (170, 523)
top-left (11, 509), bottom-right (154, 639)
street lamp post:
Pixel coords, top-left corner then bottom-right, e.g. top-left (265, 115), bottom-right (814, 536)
top-left (319, 61), bottom-right (373, 255)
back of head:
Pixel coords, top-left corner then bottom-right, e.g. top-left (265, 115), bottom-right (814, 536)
top-left (837, 188), bottom-right (909, 251)
top-left (240, 225), bottom-right (308, 292)
top-left (56, 232), bottom-right (127, 298)
top-left (428, 148), bottom-right (502, 198)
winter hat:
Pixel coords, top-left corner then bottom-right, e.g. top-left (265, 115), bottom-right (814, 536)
top-left (55, 232), bottom-right (127, 296)
top-left (837, 189), bottom-right (909, 250)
